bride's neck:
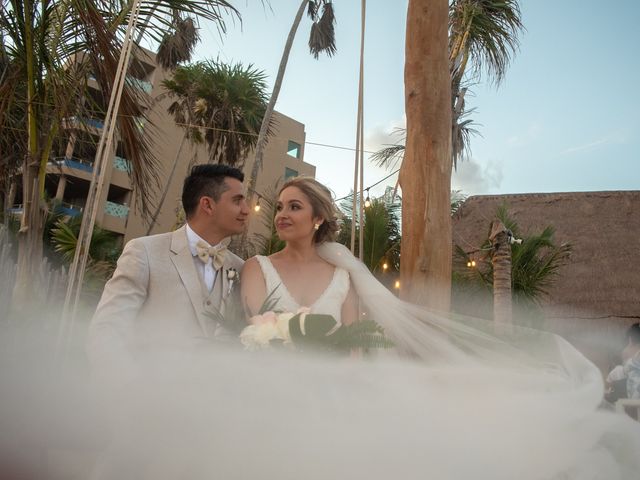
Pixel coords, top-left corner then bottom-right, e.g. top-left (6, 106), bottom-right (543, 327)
top-left (282, 241), bottom-right (318, 262)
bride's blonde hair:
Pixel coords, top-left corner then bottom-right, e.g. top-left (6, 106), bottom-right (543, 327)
top-left (278, 177), bottom-right (340, 244)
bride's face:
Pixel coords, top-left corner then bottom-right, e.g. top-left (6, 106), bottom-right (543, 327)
top-left (275, 186), bottom-right (322, 243)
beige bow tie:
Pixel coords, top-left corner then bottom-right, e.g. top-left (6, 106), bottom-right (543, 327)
top-left (195, 241), bottom-right (227, 270)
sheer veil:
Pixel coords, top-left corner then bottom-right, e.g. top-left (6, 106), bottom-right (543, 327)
top-left (318, 241), bottom-right (599, 377)
top-left (318, 241), bottom-right (640, 477)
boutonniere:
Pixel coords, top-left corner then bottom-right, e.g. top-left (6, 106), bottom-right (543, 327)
top-left (226, 268), bottom-right (239, 296)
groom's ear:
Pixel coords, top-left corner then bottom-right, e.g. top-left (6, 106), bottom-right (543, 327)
top-left (199, 195), bottom-right (217, 216)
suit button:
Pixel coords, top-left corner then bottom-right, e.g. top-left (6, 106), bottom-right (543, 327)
top-left (206, 300), bottom-right (212, 306)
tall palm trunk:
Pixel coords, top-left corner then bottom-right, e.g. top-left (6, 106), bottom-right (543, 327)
top-left (234, 0), bottom-right (308, 257)
top-left (14, 0), bottom-right (45, 307)
top-left (490, 220), bottom-right (512, 326)
top-left (400, 0), bottom-right (452, 310)
top-left (248, 0), bottom-right (309, 197)
top-left (146, 134), bottom-right (188, 235)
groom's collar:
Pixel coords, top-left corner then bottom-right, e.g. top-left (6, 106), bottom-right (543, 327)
top-left (185, 223), bottom-right (228, 257)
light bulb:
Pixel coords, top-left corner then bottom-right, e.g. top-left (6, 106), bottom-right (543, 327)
top-left (254, 204), bottom-right (261, 212)
top-left (383, 262), bottom-right (388, 270)
top-left (394, 280), bottom-right (400, 289)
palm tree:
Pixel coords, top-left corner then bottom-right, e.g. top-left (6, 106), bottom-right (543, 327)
top-left (145, 65), bottom-right (201, 235)
top-left (400, 0), bottom-right (523, 309)
top-left (337, 195), bottom-right (401, 276)
top-left (489, 219), bottom-right (513, 325)
top-left (453, 206), bottom-right (572, 326)
top-left (248, 0), bottom-right (336, 201)
top-left (402, 0), bottom-right (452, 309)
top-left (147, 60), bottom-right (269, 234)
top-left (0, 0), bottom-right (238, 304)
top-left (374, 0), bottom-right (522, 172)
top-left (50, 215), bottom-right (121, 297)
top-left (449, 0), bottom-right (523, 168)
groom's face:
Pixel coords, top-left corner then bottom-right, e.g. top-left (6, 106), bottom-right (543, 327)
top-left (208, 177), bottom-right (249, 236)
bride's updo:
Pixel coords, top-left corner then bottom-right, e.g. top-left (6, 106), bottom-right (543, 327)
top-left (278, 177), bottom-right (340, 244)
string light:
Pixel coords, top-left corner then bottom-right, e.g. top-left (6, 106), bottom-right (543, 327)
top-left (382, 262), bottom-right (388, 271)
top-left (466, 259), bottom-right (477, 268)
top-left (248, 188), bottom-right (263, 213)
top-left (394, 280), bottom-right (400, 289)
top-left (364, 188), bottom-right (371, 208)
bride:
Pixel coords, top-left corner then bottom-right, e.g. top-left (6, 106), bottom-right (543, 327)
top-left (234, 176), bottom-right (640, 479)
top-left (241, 176), bottom-right (357, 324)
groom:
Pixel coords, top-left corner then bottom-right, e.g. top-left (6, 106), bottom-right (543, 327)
top-left (87, 164), bottom-right (249, 377)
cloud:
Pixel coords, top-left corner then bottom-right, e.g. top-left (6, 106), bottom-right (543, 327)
top-left (451, 157), bottom-right (503, 196)
top-left (360, 118), bottom-right (502, 197)
top-left (364, 117), bottom-right (406, 153)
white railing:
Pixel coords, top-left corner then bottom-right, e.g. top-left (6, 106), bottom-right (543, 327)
top-left (104, 201), bottom-right (129, 219)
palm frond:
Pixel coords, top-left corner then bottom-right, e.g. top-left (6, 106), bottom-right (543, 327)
top-left (163, 59), bottom-right (271, 168)
top-left (156, 15), bottom-right (200, 69)
top-left (449, 0), bottom-right (524, 85)
top-left (308, 0), bottom-right (336, 59)
top-left (370, 127), bottom-right (406, 170)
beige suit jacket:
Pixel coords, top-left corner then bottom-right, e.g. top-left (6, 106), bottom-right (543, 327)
top-left (87, 225), bottom-right (244, 374)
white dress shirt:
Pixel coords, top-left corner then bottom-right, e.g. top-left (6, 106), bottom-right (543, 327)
top-left (185, 223), bottom-right (220, 292)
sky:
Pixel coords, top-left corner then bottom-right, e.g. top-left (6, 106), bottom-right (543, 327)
top-left (191, 0), bottom-right (639, 200)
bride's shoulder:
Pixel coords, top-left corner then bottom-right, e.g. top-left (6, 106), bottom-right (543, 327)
top-left (242, 256), bottom-right (265, 274)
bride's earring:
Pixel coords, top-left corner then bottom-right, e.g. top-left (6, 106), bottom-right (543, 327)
top-left (314, 223), bottom-right (320, 231)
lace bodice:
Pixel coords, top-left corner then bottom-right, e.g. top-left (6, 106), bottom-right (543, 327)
top-left (254, 255), bottom-right (350, 322)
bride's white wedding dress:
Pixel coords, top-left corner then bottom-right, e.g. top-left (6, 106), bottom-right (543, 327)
top-left (254, 255), bottom-right (349, 320)
top-left (86, 243), bottom-right (640, 480)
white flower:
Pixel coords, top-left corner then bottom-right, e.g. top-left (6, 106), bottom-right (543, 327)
top-left (275, 312), bottom-right (295, 343)
top-left (240, 322), bottom-right (279, 350)
top-left (240, 310), bottom-right (298, 349)
top-left (226, 268), bottom-right (239, 296)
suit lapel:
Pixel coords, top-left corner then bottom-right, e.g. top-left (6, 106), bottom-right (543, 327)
top-left (170, 226), bottom-right (209, 335)
top-left (219, 264), bottom-right (229, 302)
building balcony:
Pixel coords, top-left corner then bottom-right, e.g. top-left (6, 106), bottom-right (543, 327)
top-left (89, 74), bottom-right (153, 94)
top-left (111, 156), bottom-right (132, 190)
top-left (102, 201), bottom-right (129, 234)
top-left (50, 157), bottom-right (94, 173)
top-left (6, 202), bottom-right (82, 219)
top-left (105, 201), bottom-right (129, 219)
top-left (54, 202), bottom-right (83, 217)
top-left (113, 156), bottom-right (131, 173)
top-left (47, 157), bottom-right (94, 182)
top-left (63, 116), bottom-right (104, 131)
top-left (126, 76), bottom-right (153, 93)
top-left (7, 205), bottom-right (23, 217)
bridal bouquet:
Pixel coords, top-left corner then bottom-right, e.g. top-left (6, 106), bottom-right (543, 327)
top-left (240, 307), bottom-right (393, 353)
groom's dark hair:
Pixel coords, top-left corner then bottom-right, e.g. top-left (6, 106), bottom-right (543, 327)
top-left (182, 164), bottom-right (244, 218)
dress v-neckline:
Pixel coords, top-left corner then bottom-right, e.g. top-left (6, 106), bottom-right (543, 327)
top-left (263, 256), bottom-right (339, 310)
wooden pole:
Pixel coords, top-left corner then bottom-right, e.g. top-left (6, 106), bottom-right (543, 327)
top-left (351, 0), bottom-right (366, 258)
top-left (58, 0), bottom-right (144, 354)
